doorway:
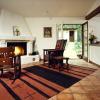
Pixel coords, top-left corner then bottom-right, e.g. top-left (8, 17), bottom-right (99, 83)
top-left (82, 22), bottom-right (88, 61)
top-left (56, 24), bottom-right (82, 59)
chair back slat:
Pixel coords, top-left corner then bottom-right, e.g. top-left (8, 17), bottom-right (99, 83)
top-left (0, 47), bottom-right (15, 68)
top-left (55, 39), bottom-right (67, 50)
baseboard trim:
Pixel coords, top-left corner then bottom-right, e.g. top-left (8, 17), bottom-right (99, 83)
top-left (89, 60), bottom-right (100, 67)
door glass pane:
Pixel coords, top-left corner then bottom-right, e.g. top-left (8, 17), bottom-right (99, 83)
top-left (83, 22), bottom-right (88, 59)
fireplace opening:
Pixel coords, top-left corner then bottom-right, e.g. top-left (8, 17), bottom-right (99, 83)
top-left (7, 42), bottom-right (27, 55)
top-left (14, 46), bottom-right (24, 55)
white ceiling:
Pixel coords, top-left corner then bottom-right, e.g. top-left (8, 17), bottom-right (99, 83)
top-left (0, 0), bottom-right (96, 17)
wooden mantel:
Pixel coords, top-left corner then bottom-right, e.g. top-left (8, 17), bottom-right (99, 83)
top-left (85, 6), bottom-right (100, 20)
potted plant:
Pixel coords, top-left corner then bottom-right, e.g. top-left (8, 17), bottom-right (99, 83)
top-left (89, 34), bottom-right (96, 44)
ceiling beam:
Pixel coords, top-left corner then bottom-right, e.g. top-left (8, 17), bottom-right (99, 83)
top-left (85, 6), bottom-right (100, 20)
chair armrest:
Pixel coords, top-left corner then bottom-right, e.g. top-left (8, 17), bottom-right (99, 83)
top-left (44, 49), bottom-right (64, 55)
top-left (43, 49), bottom-right (56, 55)
top-left (44, 49), bottom-right (55, 51)
top-left (44, 49), bottom-right (63, 52)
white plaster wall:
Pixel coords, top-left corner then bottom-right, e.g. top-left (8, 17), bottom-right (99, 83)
top-left (87, 0), bottom-right (100, 39)
top-left (88, 16), bottom-right (100, 65)
top-left (87, 0), bottom-right (100, 65)
top-left (88, 16), bottom-right (100, 41)
top-left (25, 17), bottom-right (85, 58)
top-left (89, 46), bottom-right (100, 65)
top-left (27, 41), bottom-right (33, 55)
top-left (0, 9), bottom-right (33, 40)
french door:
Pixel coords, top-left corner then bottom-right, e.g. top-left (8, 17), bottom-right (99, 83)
top-left (82, 22), bottom-right (88, 61)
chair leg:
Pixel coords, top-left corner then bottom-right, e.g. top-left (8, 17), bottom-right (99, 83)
top-left (10, 66), bottom-right (21, 80)
top-left (66, 58), bottom-right (69, 70)
top-left (0, 69), bottom-right (3, 76)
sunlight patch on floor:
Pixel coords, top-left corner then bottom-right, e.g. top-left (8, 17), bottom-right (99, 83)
top-left (69, 59), bottom-right (99, 69)
top-left (64, 42), bottom-right (78, 59)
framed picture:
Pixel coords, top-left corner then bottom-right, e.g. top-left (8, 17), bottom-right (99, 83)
top-left (44, 27), bottom-right (52, 38)
top-left (13, 26), bottom-right (20, 36)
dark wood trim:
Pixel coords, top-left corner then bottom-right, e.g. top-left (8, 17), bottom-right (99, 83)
top-left (82, 21), bottom-right (88, 61)
top-left (82, 24), bottom-right (84, 58)
top-left (85, 6), bottom-right (100, 20)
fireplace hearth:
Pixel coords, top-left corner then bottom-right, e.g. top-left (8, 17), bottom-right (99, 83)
top-left (7, 42), bottom-right (27, 55)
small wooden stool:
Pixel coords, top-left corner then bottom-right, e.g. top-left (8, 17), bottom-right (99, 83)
top-left (54, 56), bottom-right (69, 71)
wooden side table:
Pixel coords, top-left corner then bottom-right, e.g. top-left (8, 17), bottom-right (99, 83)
top-left (54, 56), bottom-right (69, 71)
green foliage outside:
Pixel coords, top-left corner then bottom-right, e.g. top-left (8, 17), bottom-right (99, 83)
top-left (74, 41), bottom-right (82, 54)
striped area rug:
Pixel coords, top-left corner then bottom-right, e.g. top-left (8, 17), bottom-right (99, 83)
top-left (0, 65), bottom-right (96, 100)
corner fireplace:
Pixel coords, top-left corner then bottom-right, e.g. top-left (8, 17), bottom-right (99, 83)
top-left (7, 42), bottom-right (27, 55)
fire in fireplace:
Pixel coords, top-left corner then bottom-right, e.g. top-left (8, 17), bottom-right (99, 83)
top-left (7, 42), bottom-right (27, 55)
top-left (14, 46), bottom-right (24, 55)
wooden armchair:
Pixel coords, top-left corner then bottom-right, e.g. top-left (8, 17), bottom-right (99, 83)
top-left (43, 39), bottom-right (67, 67)
top-left (0, 47), bottom-right (21, 79)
